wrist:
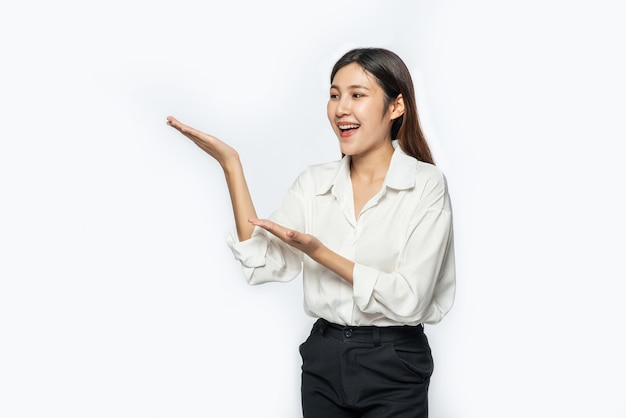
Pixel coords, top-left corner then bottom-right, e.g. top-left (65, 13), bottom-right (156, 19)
top-left (221, 153), bottom-right (243, 174)
top-left (308, 243), bottom-right (326, 263)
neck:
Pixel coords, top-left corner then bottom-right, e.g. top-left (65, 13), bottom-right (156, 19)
top-left (349, 141), bottom-right (394, 182)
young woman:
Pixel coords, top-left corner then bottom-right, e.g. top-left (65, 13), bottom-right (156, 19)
top-left (167, 47), bottom-right (455, 417)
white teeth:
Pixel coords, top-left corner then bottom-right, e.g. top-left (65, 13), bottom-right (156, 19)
top-left (339, 124), bottom-right (359, 130)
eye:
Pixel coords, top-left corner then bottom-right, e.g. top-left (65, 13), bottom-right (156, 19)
top-left (353, 93), bottom-right (364, 98)
top-left (329, 93), bottom-right (339, 99)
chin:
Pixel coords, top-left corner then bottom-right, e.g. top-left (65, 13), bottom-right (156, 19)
top-left (338, 145), bottom-right (355, 157)
top-left (338, 139), bottom-right (357, 156)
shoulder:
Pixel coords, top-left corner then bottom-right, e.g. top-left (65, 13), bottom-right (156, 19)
top-left (414, 160), bottom-right (448, 189)
top-left (412, 161), bottom-right (452, 210)
top-left (390, 148), bottom-right (448, 193)
top-left (303, 159), bottom-right (343, 178)
top-left (289, 159), bottom-right (344, 195)
top-left (416, 161), bottom-right (450, 198)
top-left (393, 153), bottom-right (451, 209)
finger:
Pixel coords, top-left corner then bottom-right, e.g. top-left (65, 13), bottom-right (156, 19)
top-left (167, 119), bottom-right (211, 145)
top-left (167, 118), bottom-right (190, 134)
top-left (167, 117), bottom-right (200, 137)
top-left (166, 116), bottom-right (182, 128)
top-left (249, 218), bottom-right (276, 231)
top-left (250, 218), bottom-right (289, 237)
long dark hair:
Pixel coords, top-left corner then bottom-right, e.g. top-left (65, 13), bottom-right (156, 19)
top-left (330, 48), bottom-right (434, 165)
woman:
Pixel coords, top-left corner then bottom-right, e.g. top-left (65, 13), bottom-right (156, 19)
top-left (167, 47), bottom-right (455, 417)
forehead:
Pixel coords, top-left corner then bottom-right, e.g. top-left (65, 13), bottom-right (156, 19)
top-left (330, 62), bottom-right (378, 89)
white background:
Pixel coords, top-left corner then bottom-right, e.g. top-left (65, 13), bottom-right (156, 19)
top-left (1, 1), bottom-right (625, 417)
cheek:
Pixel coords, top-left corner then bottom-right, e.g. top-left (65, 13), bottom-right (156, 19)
top-left (352, 101), bottom-right (373, 118)
top-left (326, 101), bottom-right (335, 122)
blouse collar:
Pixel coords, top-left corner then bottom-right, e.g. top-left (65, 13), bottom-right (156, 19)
top-left (315, 140), bottom-right (418, 195)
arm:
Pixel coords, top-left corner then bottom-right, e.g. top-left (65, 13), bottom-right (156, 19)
top-left (352, 206), bottom-right (455, 324)
top-left (254, 170), bottom-right (455, 324)
top-left (249, 218), bottom-right (355, 283)
top-left (166, 116), bottom-right (256, 241)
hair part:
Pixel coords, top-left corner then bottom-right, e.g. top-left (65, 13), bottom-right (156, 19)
top-left (330, 48), bottom-right (434, 165)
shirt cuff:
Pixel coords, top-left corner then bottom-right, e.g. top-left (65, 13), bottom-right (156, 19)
top-left (352, 263), bottom-right (379, 311)
top-left (226, 228), bottom-right (269, 268)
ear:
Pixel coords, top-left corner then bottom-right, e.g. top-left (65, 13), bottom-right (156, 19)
top-left (390, 94), bottom-right (405, 120)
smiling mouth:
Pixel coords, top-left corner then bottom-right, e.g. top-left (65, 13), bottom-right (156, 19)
top-left (338, 124), bottom-right (360, 133)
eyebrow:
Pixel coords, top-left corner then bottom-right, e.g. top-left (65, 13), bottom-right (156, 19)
top-left (330, 84), bottom-right (371, 90)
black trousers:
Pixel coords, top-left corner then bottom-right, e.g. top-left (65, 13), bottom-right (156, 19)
top-left (300, 318), bottom-right (433, 418)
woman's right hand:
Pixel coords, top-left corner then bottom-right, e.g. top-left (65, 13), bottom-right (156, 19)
top-left (167, 115), bottom-right (258, 240)
top-left (166, 116), bottom-right (240, 169)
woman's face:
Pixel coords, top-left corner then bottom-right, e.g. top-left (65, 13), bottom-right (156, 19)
top-left (327, 63), bottom-right (400, 158)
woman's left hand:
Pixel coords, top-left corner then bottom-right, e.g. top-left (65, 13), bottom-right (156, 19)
top-left (249, 218), bottom-right (355, 283)
top-left (249, 218), bottom-right (322, 257)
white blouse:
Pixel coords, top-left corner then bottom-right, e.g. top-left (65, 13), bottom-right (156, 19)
top-left (227, 142), bottom-right (455, 326)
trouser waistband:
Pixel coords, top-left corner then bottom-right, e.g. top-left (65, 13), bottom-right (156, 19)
top-left (316, 318), bottom-right (423, 344)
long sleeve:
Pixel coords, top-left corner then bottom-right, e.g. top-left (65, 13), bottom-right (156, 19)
top-left (226, 175), bottom-right (307, 285)
top-left (224, 146), bottom-right (456, 327)
top-left (351, 179), bottom-right (455, 324)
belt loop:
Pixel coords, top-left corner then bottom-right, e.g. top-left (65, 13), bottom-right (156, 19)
top-left (373, 327), bottom-right (380, 346)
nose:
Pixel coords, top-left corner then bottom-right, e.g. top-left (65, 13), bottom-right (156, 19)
top-left (335, 96), bottom-right (350, 117)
